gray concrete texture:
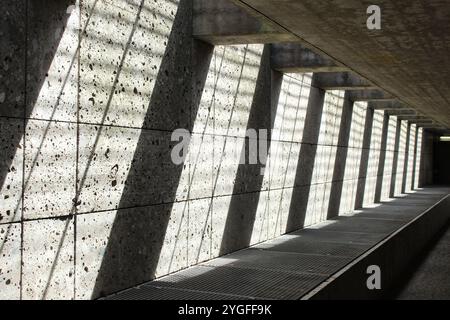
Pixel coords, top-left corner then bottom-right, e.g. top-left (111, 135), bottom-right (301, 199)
top-left (0, 0), bottom-right (439, 300)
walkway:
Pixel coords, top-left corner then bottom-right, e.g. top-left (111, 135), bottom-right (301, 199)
top-left (104, 187), bottom-right (450, 300)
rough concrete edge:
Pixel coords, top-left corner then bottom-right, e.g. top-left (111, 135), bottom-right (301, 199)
top-left (301, 193), bottom-right (450, 300)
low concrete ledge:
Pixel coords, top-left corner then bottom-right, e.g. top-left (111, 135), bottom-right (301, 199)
top-left (303, 194), bottom-right (450, 300)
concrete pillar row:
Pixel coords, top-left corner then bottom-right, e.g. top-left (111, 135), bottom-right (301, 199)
top-left (354, 107), bottom-right (375, 209)
top-left (374, 113), bottom-right (391, 203)
top-left (411, 126), bottom-right (420, 190)
top-left (401, 123), bottom-right (412, 194)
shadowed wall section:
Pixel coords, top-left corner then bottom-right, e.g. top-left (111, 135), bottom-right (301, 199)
top-left (393, 120), bottom-right (408, 196)
top-left (379, 115), bottom-right (398, 201)
top-left (419, 129), bottom-right (435, 186)
top-left (218, 48), bottom-right (280, 255)
top-left (334, 101), bottom-right (367, 216)
top-left (354, 107), bottom-right (374, 209)
top-left (404, 124), bottom-right (417, 192)
top-left (414, 128), bottom-right (424, 189)
top-left (251, 73), bottom-right (313, 242)
top-left (326, 94), bottom-right (354, 219)
top-left (363, 110), bottom-right (385, 206)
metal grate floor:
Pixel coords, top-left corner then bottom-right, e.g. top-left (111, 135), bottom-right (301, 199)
top-left (202, 248), bottom-right (352, 275)
top-left (317, 217), bottom-right (405, 234)
top-left (253, 237), bottom-right (370, 258)
top-left (144, 265), bottom-right (327, 300)
top-left (103, 188), bottom-right (450, 300)
top-left (106, 285), bottom-right (252, 300)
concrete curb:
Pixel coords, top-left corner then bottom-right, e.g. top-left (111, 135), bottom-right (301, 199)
top-left (302, 193), bottom-right (450, 300)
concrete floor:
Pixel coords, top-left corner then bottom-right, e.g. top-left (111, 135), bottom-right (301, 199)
top-left (396, 222), bottom-right (450, 299)
top-left (104, 187), bottom-right (450, 300)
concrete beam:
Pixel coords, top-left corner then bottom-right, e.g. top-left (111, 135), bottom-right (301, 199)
top-left (347, 90), bottom-right (394, 102)
top-left (369, 101), bottom-right (411, 111)
top-left (193, 0), bottom-right (297, 45)
top-left (312, 72), bottom-right (376, 90)
top-left (413, 121), bottom-right (438, 127)
top-left (271, 43), bottom-right (348, 73)
top-left (396, 115), bottom-right (429, 122)
top-left (386, 109), bottom-right (417, 116)
top-left (420, 124), bottom-right (446, 129)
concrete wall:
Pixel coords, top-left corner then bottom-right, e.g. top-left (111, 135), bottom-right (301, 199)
top-left (0, 0), bottom-right (437, 300)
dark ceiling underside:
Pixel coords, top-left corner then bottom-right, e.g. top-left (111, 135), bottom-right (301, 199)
top-left (237, 0), bottom-right (450, 130)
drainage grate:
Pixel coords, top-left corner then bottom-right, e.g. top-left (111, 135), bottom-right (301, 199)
top-left (105, 285), bottom-right (251, 300)
top-left (202, 249), bottom-right (352, 275)
top-left (144, 265), bottom-right (327, 300)
top-left (253, 237), bottom-right (370, 258)
top-left (319, 217), bottom-right (405, 234)
top-left (290, 229), bottom-right (386, 245)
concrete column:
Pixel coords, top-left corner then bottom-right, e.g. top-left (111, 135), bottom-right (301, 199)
top-left (374, 113), bottom-right (390, 203)
top-left (411, 126), bottom-right (419, 189)
top-left (327, 92), bottom-right (354, 219)
top-left (286, 75), bottom-right (325, 232)
top-left (401, 123), bottom-right (411, 193)
top-left (419, 130), bottom-right (435, 187)
top-left (354, 107), bottom-right (374, 209)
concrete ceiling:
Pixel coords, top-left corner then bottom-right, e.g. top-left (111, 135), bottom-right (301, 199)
top-left (234, 0), bottom-right (450, 130)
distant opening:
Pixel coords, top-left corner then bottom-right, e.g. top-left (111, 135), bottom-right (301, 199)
top-left (434, 136), bottom-right (450, 184)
